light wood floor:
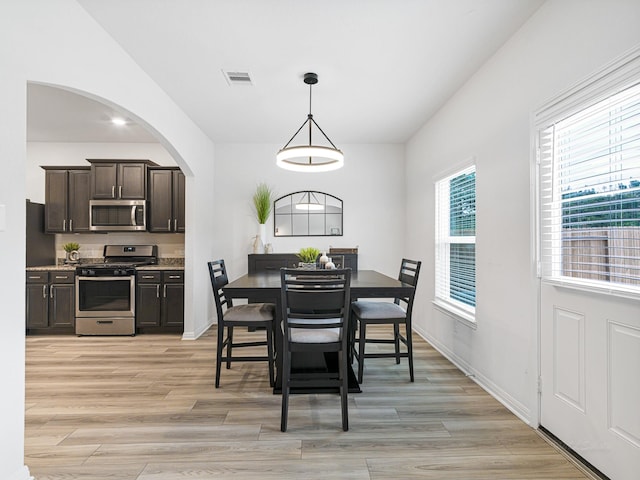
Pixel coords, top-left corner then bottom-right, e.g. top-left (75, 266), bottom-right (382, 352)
top-left (25, 327), bottom-right (592, 480)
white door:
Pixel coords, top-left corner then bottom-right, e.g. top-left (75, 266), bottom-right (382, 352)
top-left (540, 283), bottom-right (640, 480)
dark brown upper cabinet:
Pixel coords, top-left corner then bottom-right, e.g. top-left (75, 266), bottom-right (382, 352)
top-left (148, 167), bottom-right (185, 233)
top-left (88, 159), bottom-right (157, 200)
top-left (42, 166), bottom-right (91, 233)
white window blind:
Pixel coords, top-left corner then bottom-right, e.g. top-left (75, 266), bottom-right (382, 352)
top-left (435, 164), bottom-right (476, 314)
top-left (537, 54), bottom-right (640, 294)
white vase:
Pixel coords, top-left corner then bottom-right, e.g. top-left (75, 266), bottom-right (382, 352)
top-left (257, 224), bottom-right (266, 253)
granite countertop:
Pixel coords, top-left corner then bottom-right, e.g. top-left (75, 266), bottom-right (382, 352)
top-left (136, 265), bottom-right (184, 271)
top-left (26, 258), bottom-right (184, 272)
top-left (26, 265), bottom-right (76, 272)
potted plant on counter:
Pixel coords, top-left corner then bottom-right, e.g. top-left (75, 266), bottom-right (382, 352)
top-left (63, 242), bottom-right (80, 264)
top-left (297, 247), bottom-right (320, 269)
top-left (252, 182), bottom-right (274, 253)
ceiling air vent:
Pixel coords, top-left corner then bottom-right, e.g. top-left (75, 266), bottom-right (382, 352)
top-left (223, 70), bottom-right (253, 86)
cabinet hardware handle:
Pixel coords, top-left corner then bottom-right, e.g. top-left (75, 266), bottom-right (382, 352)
top-left (63, 219), bottom-right (66, 232)
top-left (50, 285), bottom-right (54, 298)
top-left (119, 185), bottom-right (123, 198)
top-left (174, 219), bottom-right (177, 231)
top-left (156, 284), bottom-right (160, 298)
top-left (167, 219), bottom-right (171, 230)
top-left (29, 275), bottom-right (40, 279)
top-left (168, 275), bottom-right (181, 279)
top-left (55, 275), bottom-right (67, 280)
top-left (97, 320), bottom-right (113, 325)
top-left (69, 219), bottom-right (73, 231)
top-left (163, 284), bottom-right (167, 297)
top-left (142, 275), bottom-right (155, 279)
top-left (111, 185), bottom-right (115, 198)
top-left (42, 285), bottom-right (47, 298)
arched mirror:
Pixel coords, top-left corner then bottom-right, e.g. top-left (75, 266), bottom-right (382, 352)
top-left (274, 191), bottom-right (343, 237)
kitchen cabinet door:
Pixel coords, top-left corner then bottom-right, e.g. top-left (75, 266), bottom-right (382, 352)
top-left (118, 162), bottom-right (146, 199)
top-left (44, 169), bottom-right (68, 233)
top-left (148, 168), bottom-right (185, 233)
top-left (162, 283), bottom-right (184, 328)
top-left (91, 162), bottom-right (119, 199)
top-left (67, 169), bottom-right (91, 232)
top-left (148, 169), bottom-right (173, 232)
top-left (172, 170), bottom-right (186, 233)
top-left (49, 283), bottom-right (75, 328)
top-left (136, 283), bottom-right (161, 327)
top-left (26, 281), bottom-right (49, 329)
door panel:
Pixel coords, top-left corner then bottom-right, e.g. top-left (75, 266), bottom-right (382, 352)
top-left (540, 283), bottom-right (640, 480)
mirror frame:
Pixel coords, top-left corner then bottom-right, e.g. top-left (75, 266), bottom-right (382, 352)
top-left (273, 190), bottom-right (343, 237)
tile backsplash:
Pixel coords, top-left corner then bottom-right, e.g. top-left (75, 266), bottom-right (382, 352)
top-left (55, 232), bottom-right (185, 262)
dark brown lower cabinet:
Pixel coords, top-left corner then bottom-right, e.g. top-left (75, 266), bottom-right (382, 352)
top-left (26, 270), bottom-right (75, 334)
top-left (136, 270), bottom-right (184, 333)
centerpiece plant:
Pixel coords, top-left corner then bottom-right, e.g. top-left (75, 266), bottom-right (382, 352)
top-left (297, 247), bottom-right (320, 266)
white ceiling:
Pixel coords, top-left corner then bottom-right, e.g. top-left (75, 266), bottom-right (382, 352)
top-left (27, 0), bottom-right (544, 145)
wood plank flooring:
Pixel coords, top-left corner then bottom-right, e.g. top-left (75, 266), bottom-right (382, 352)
top-left (25, 327), bottom-right (592, 480)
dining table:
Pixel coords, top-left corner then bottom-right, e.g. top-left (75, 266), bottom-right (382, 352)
top-left (223, 269), bottom-right (416, 394)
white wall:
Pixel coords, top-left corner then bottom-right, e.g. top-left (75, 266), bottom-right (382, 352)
top-left (406, 0), bottom-right (640, 424)
top-left (1, 1), bottom-right (215, 478)
top-left (214, 143), bottom-right (405, 282)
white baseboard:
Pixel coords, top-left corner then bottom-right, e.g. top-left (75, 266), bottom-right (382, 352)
top-left (414, 326), bottom-right (533, 426)
top-left (182, 319), bottom-right (213, 340)
top-left (6, 465), bottom-right (33, 480)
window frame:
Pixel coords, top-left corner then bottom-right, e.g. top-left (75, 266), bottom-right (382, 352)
top-left (434, 160), bottom-right (477, 326)
top-left (535, 44), bottom-right (640, 300)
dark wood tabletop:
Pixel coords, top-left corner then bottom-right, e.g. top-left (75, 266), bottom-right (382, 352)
top-left (223, 269), bottom-right (414, 299)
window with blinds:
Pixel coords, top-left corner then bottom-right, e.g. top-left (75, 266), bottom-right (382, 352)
top-left (538, 79), bottom-right (640, 293)
top-left (435, 164), bottom-right (476, 315)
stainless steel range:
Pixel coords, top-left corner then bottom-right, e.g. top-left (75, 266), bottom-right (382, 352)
top-left (75, 245), bottom-right (158, 336)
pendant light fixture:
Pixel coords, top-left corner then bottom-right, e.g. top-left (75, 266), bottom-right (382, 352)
top-left (277, 72), bottom-right (344, 172)
top-left (295, 191), bottom-right (324, 211)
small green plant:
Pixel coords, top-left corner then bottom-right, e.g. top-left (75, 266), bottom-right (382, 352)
top-left (297, 247), bottom-right (320, 264)
top-left (253, 182), bottom-right (274, 224)
top-left (63, 242), bottom-right (80, 253)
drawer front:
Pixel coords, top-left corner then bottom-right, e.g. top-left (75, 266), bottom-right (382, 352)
top-left (26, 271), bottom-right (49, 283)
top-left (50, 272), bottom-right (74, 284)
top-left (137, 271), bottom-right (161, 283)
top-left (162, 271), bottom-right (184, 283)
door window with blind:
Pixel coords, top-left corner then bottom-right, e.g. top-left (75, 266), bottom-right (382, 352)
top-left (538, 77), bottom-right (640, 295)
top-left (435, 164), bottom-right (476, 320)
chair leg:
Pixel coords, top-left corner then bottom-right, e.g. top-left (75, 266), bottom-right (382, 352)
top-left (226, 325), bottom-right (233, 369)
top-left (280, 350), bottom-right (291, 432)
top-left (215, 323), bottom-right (224, 388)
top-left (266, 323), bottom-right (275, 388)
top-left (357, 320), bottom-right (366, 384)
top-left (406, 321), bottom-right (414, 382)
top-left (393, 323), bottom-right (401, 364)
top-left (340, 350), bottom-right (349, 431)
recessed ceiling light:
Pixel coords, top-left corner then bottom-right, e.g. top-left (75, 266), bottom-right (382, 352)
top-left (111, 117), bottom-right (127, 126)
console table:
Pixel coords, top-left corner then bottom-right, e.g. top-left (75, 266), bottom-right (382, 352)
top-left (248, 253), bottom-right (358, 273)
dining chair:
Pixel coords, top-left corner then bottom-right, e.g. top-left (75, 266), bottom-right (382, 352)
top-left (280, 267), bottom-right (352, 432)
top-left (351, 258), bottom-right (421, 383)
top-left (207, 259), bottom-right (275, 388)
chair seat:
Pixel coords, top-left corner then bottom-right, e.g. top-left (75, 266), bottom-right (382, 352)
top-left (352, 301), bottom-right (406, 320)
top-left (283, 318), bottom-right (341, 343)
top-left (224, 303), bottom-right (275, 322)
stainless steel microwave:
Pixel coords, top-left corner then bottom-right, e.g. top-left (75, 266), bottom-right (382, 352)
top-left (89, 199), bottom-right (146, 231)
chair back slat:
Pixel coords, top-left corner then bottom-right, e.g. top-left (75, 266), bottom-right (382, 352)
top-left (394, 258), bottom-right (422, 307)
top-left (207, 260), bottom-right (232, 318)
top-left (280, 268), bottom-right (351, 340)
